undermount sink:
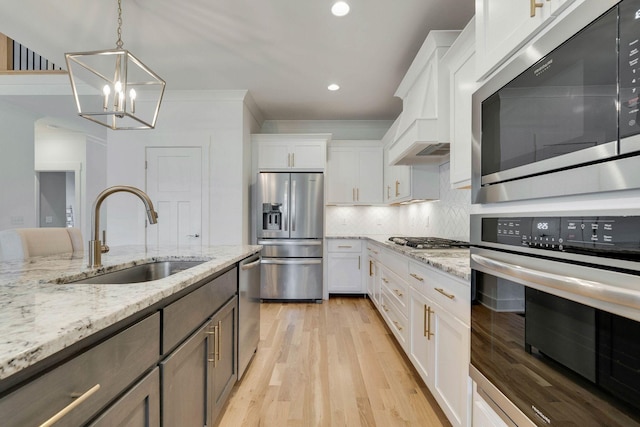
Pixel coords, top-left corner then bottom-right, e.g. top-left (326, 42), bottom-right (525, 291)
top-left (69, 260), bottom-right (208, 284)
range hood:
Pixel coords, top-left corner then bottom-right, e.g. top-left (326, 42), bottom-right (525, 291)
top-left (388, 30), bottom-right (460, 166)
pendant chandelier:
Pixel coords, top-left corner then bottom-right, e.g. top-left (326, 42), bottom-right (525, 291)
top-left (65, 0), bottom-right (165, 130)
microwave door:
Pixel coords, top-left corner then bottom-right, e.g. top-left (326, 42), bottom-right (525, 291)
top-left (289, 172), bottom-right (324, 239)
top-left (257, 172), bottom-right (290, 239)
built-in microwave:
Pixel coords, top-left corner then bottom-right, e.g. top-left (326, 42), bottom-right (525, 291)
top-left (472, 0), bottom-right (640, 204)
top-left (470, 209), bottom-right (640, 426)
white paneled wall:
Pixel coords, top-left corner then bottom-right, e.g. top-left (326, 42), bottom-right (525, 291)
top-left (326, 162), bottom-right (471, 241)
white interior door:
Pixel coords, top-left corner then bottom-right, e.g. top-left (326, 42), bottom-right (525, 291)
top-left (146, 147), bottom-right (202, 249)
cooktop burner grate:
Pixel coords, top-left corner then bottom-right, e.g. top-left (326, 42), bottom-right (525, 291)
top-left (388, 236), bottom-right (470, 249)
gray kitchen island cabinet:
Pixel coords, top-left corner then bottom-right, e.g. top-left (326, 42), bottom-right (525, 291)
top-left (161, 267), bottom-right (238, 427)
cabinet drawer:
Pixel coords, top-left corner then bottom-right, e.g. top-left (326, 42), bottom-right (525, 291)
top-left (380, 292), bottom-right (408, 348)
top-left (163, 267), bottom-right (237, 354)
top-left (380, 266), bottom-right (409, 314)
top-left (0, 312), bottom-right (160, 427)
top-left (409, 261), bottom-right (470, 325)
top-left (381, 249), bottom-right (408, 277)
top-left (328, 239), bottom-right (362, 253)
top-left (366, 242), bottom-right (383, 260)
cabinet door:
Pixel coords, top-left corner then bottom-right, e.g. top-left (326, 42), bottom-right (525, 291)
top-left (392, 164), bottom-right (411, 200)
top-left (431, 302), bottom-right (470, 427)
top-left (356, 148), bottom-right (383, 204)
top-left (291, 141), bottom-right (326, 170)
top-left (409, 288), bottom-right (434, 389)
top-left (257, 141), bottom-right (291, 170)
top-left (89, 368), bottom-right (160, 427)
top-left (326, 148), bottom-right (358, 203)
top-left (161, 320), bottom-right (211, 427)
top-left (476, 0), bottom-right (552, 79)
top-left (328, 253), bottom-right (363, 293)
top-left (447, 21), bottom-right (477, 189)
top-left (211, 297), bottom-right (238, 424)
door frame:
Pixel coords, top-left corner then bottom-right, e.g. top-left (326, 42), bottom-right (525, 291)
top-left (34, 161), bottom-right (82, 231)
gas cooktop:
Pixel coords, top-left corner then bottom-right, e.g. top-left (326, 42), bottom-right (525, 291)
top-left (388, 236), bottom-right (470, 249)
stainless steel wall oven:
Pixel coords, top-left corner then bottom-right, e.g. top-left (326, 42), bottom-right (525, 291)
top-left (470, 209), bottom-right (640, 426)
top-left (472, 0), bottom-right (640, 204)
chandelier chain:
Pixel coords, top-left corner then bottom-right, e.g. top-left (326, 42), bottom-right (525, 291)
top-left (116, 0), bottom-right (123, 49)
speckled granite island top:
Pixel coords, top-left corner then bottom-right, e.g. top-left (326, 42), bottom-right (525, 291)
top-left (0, 245), bottom-right (261, 382)
top-left (327, 235), bottom-right (471, 281)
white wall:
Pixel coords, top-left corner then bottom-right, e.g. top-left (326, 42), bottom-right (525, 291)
top-left (105, 90), bottom-right (257, 246)
top-left (0, 99), bottom-right (38, 230)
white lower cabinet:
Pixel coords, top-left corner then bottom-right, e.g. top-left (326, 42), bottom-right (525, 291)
top-left (366, 243), bottom-right (382, 307)
top-left (472, 383), bottom-right (510, 427)
top-left (327, 240), bottom-right (364, 293)
top-left (370, 243), bottom-right (471, 427)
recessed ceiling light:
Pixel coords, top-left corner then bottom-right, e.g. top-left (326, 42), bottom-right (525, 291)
top-left (328, 83), bottom-right (340, 91)
top-left (331, 1), bottom-right (350, 17)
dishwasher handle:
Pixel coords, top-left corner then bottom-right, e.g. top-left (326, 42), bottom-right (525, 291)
top-left (241, 259), bottom-right (261, 270)
top-left (261, 258), bottom-right (322, 265)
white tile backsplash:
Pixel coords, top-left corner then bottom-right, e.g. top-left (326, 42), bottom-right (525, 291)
top-left (326, 162), bottom-right (471, 240)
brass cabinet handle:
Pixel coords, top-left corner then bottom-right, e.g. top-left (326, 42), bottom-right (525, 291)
top-left (387, 185), bottom-right (391, 199)
top-left (287, 153), bottom-right (291, 167)
top-left (382, 277), bottom-right (389, 284)
top-left (207, 323), bottom-right (217, 365)
top-left (435, 287), bottom-right (455, 300)
top-left (358, 255), bottom-right (361, 270)
top-left (356, 188), bottom-right (359, 201)
top-left (395, 180), bottom-right (400, 197)
top-left (216, 320), bottom-right (222, 362)
top-left (40, 384), bottom-right (101, 427)
top-left (410, 273), bottom-right (424, 282)
top-left (393, 320), bottom-right (403, 331)
top-left (530, 0), bottom-right (543, 17)
top-left (369, 260), bottom-right (373, 276)
top-left (382, 304), bottom-right (390, 313)
top-left (291, 152), bottom-right (295, 167)
top-left (426, 306), bottom-right (434, 340)
top-left (393, 289), bottom-right (403, 298)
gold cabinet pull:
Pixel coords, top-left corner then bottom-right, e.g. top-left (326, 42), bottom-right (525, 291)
top-left (369, 260), bottom-right (373, 276)
top-left (207, 323), bottom-right (217, 364)
top-left (410, 273), bottom-right (424, 282)
top-left (40, 384), bottom-right (101, 427)
top-left (358, 255), bottom-right (361, 270)
top-left (395, 180), bottom-right (400, 197)
top-left (382, 304), bottom-right (390, 313)
top-left (392, 320), bottom-right (403, 331)
top-left (382, 277), bottom-right (389, 284)
top-left (426, 305), bottom-right (434, 340)
top-left (435, 287), bottom-right (455, 300)
top-left (287, 153), bottom-right (291, 167)
top-left (387, 185), bottom-right (391, 199)
top-left (356, 188), bottom-right (359, 201)
top-left (291, 152), bottom-right (295, 167)
top-left (530, 0), bottom-right (544, 17)
top-left (393, 289), bottom-right (403, 298)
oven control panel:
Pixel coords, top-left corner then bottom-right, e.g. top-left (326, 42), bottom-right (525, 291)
top-left (482, 216), bottom-right (640, 260)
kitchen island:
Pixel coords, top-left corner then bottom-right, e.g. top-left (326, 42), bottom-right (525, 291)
top-left (0, 244), bottom-right (261, 426)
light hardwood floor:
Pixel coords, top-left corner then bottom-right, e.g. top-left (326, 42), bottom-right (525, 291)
top-left (218, 297), bottom-right (451, 427)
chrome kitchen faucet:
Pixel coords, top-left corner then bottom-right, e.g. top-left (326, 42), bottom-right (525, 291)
top-left (89, 185), bottom-right (158, 268)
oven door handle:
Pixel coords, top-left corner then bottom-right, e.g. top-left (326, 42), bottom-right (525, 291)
top-left (471, 253), bottom-right (640, 311)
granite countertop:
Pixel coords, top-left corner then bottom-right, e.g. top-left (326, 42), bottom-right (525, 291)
top-left (326, 235), bottom-right (471, 281)
top-left (0, 244), bottom-right (261, 383)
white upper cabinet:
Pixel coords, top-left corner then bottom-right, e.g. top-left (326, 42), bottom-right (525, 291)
top-left (475, 0), bottom-right (578, 80)
top-left (443, 18), bottom-right (477, 189)
top-left (326, 141), bottom-right (383, 205)
top-left (253, 134), bottom-right (330, 171)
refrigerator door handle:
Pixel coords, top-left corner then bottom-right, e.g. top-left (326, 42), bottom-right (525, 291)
top-left (291, 179), bottom-right (296, 232)
top-left (261, 258), bottom-right (322, 265)
top-left (258, 239), bottom-right (322, 246)
top-left (283, 179), bottom-right (289, 232)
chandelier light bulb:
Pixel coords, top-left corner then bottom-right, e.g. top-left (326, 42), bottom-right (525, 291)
top-left (102, 85), bottom-right (111, 110)
top-left (129, 88), bottom-right (137, 113)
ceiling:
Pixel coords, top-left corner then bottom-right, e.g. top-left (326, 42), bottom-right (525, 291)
top-left (0, 0), bottom-right (474, 122)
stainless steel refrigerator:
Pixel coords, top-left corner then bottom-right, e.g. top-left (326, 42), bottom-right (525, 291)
top-left (256, 172), bottom-right (323, 300)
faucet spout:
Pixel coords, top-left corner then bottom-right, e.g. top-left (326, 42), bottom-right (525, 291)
top-left (89, 185), bottom-right (158, 268)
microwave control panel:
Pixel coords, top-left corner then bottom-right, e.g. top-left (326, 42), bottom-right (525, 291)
top-left (482, 216), bottom-right (640, 259)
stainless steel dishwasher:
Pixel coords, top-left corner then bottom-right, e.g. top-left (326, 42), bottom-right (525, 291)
top-left (238, 253), bottom-right (261, 379)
